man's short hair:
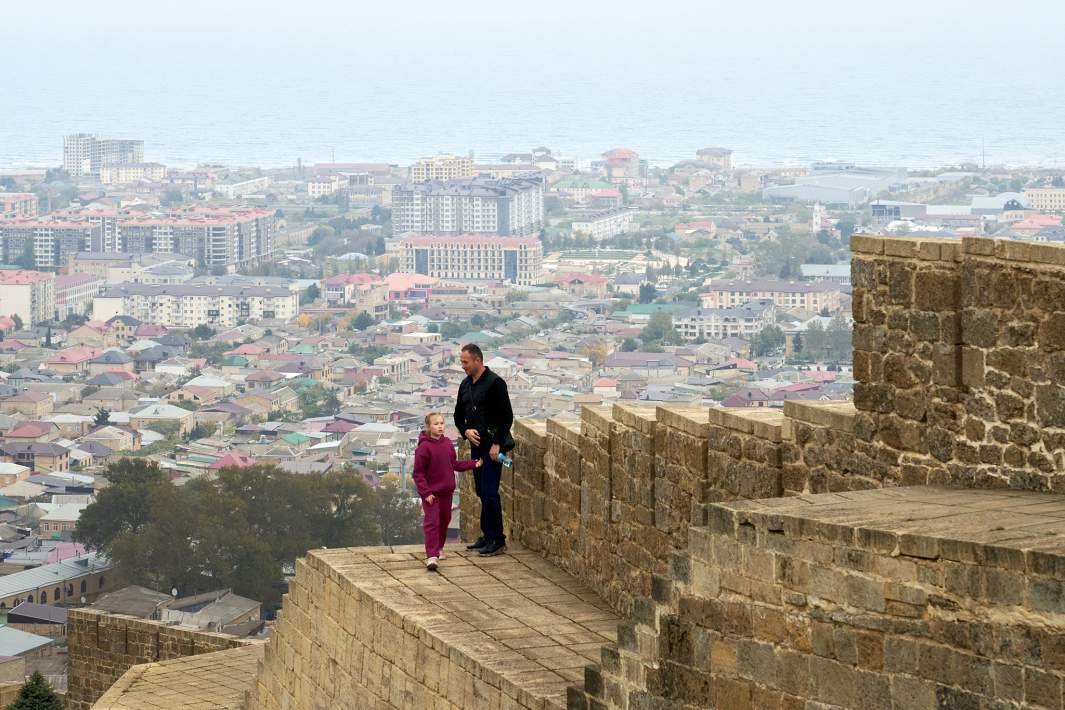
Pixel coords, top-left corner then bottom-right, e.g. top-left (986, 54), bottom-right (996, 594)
top-left (461, 343), bottom-right (484, 361)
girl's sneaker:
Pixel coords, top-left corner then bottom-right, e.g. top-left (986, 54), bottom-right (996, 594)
top-left (438, 551), bottom-right (446, 560)
top-left (426, 557), bottom-right (438, 572)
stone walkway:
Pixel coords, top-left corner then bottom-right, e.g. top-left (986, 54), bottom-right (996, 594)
top-left (92, 643), bottom-right (264, 709)
top-left (320, 543), bottom-right (620, 708)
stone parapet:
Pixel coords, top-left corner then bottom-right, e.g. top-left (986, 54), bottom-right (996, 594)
top-left (67, 609), bottom-right (253, 710)
top-left (852, 234), bottom-right (1065, 491)
top-left (246, 544), bottom-right (619, 710)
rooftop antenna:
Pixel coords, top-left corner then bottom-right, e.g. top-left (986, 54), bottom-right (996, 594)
top-left (981, 137), bottom-right (986, 171)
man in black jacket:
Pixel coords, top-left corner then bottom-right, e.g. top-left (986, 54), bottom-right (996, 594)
top-left (454, 343), bottom-right (513, 556)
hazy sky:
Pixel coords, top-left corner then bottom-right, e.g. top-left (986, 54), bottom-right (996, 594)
top-left (3, 1), bottom-right (1063, 167)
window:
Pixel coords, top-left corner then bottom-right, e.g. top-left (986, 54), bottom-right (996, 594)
top-left (81, 580), bottom-right (87, 594)
top-left (99, 576), bottom-right (106, 589)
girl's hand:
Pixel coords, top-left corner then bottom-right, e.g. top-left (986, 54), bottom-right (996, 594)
top-left (425, 494), bottom-right (436, 505)
top-left (474, 459), bottom-right (483, 468)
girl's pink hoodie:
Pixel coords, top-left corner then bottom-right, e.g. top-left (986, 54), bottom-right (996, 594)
top-left (411, 431), bottom-right (478, 499)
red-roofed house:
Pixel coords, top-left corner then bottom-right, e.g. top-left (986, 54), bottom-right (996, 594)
top-left (66, 321), bottom-right (110, 348)
top-left (225, 344), bottom-right (266, 357)
top-left (553, 273), bottom-right (608, 298)
top-left (134, 324), bottom-right (168, 338)
top-left (0, 316), bottom-right (15, 332)
top-left (209, 452), bottom-right (257, 470)
top-left (47, 347), bottom-right (102, 375)
top-left (592, 378), bottom-right (620, 396)
top-left (3, 421), bottom-right (60, 443)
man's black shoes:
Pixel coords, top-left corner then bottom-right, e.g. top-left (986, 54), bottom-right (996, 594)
top-left (466, 537), bottom-right (488, 550)
top-left (478, 540), bottom-right (507, 556)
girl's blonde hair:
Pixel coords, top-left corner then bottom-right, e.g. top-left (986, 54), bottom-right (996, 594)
top-left (423, 412), bottom-right (444, 431)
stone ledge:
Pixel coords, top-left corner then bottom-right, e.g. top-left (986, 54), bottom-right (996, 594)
top-left (712, 486), bottom-right (1065, 582)
top-left (93, 643), bottom-right (265, 709)
top-left (249, 544), bottom-right (620, 709)
top-left (783, 400), bottom-right (856, 434)
top-left (708, 407), bottom-right (784, 442)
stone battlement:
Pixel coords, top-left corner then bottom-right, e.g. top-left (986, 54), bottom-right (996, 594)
top-left (75, 235), bottom-right (1065, 708)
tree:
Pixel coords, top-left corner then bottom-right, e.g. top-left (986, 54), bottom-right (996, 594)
top-left (160, 189), bottom-right (184, 207)
top-left (638, 283), bottom-right (657, 304)
top-left (641, 310), bottom-right (678, 345)
top-left (750, 324), bottom-right (785, 357)
top-left (190, 324), bottom-right (216, 341)
top-left (352, 311), bottom-right (375, 331)
top-left (11, 314), bottom-right (23, 332)
top-left (298, 383), bottom-right (340, 418)
top-left (93, 409), bottom-right (111, 426)
top-left (580, 340), bottom-right (610, 367)
top-left (620, 337), bottom-right (640, 352)
top-left (44, 327), bottom-right (52, 348)
top-left (75, 459), bottom-right (169, 552)
top-left (8, 671), bottom-right (63, 710)
top-left (303, 283), bottom-right (320, 304)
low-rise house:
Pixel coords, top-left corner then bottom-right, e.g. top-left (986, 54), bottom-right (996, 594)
top-left (129, 403), bottom-right (196, 436)
top-left (195, 403), bottom-right (253, 429)
top-left (245, 370), bottom-right (286, 391)
top-left (4, 421), bottom-right (60, 443)
top-left (0, 443), bottom-right (70, 473)
top-left (65, 322), bottom-right (110, 348)
top-left (105, 315), bottom-right (142, 344)
top-left (46, 347), bottom-right (101, 375)
top-left (87, 349), bottom-right (135, 375)
top-left (0, 552), bottom-right (111, 608)
top-left (84, 387), bottom-right (139, 412)
top-left (0, 463), bottom-right (31, 487)
top-left (82, 425), bottom-right (141, 453)
top-left (0, 392), bottom-right (53, 417)
top-left (166, 385), bottom-right (220, 406)
top-left (38, 503), bottom-right (87, 536)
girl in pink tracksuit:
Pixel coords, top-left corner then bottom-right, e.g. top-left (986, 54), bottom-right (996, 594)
top-left (412, 412), bottom-right (481, 571)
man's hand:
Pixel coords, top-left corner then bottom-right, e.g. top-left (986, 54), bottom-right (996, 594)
top-left (465, 429), bottom-right (481, 445)
top-left (490, 444), bottom-right (500, 462)
top-left (425, 494), bottom-right (436, 505)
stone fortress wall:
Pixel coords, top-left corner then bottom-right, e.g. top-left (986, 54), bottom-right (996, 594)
top-left (76, 235), bottom-right (1065, 709)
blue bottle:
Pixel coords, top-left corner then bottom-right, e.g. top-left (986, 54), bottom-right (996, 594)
top-left (498, 454), bottom-right (513, 468)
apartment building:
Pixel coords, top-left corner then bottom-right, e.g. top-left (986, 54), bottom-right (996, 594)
top-left (0, 221), bottom-right (98, 270)
top-left (0, 270), bottom-right (56, 326)
top-left (392, 177), bottom-right (543, 236)
top-left (696, 147), bottom-right (734, 170)
top-left (12, 207), bottom-right (277, 269)
top-left (571, 208), bottom-right (636, 241)
top-left (55, 273), bottom-right (105, 320)
top-left (700, 278), bottom-right (841, 313)
top-left (1023, 187), bottom-right (1065, 211)
top-left (98, 162), bottom-right (167, 184)
top-left (214, 177), bottom-right (270, 199)
top-left (307, 175), bottom-right (343, 199)
top-left (93, 283), bottom-right (299, 328)
top-left (673, 299), bottom-right (775, 341)
top-left (409, 155), bottom-right (474, 183)
top-left (63, 133), bottom-right (144, 178)
top-left (399, 235), bottom-right (543, 285)
top-left (321, 274), bottom-right (389, 318)
top-left (0, 193), bottom-right (37, 219)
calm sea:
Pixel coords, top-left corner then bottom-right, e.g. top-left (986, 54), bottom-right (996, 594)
top-left (3, 12), bottom-right (1063, 171)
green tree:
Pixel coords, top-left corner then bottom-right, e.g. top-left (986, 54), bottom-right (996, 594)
top-left (640, 310), bottom-right (678, 345)
top-left (352, 311), bottom-right (375, 330)
top-left (801, 320), bottom-right (827, 359)
top-left (190, 324), bottom-right (216, 341)
top-left (750, 324), bottom-right (785, 357)
top-left (298, 383), bottom-right (340, 418)
top-left (620, 337), bottom-right (640, 352)
top-left (75, 459), bottom-right (169, 552)
top-left (7, 671), bottom-right (63, 710)
top-left (303, 283), bottom-right (320, 304)
top-left (11, 314), bottom-right (23, 331)
top-left (638, 283), bottom-right (657, 304)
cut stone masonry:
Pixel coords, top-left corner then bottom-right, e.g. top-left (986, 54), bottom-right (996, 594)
top-left (71, 235), bottom-right (1065, 708)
